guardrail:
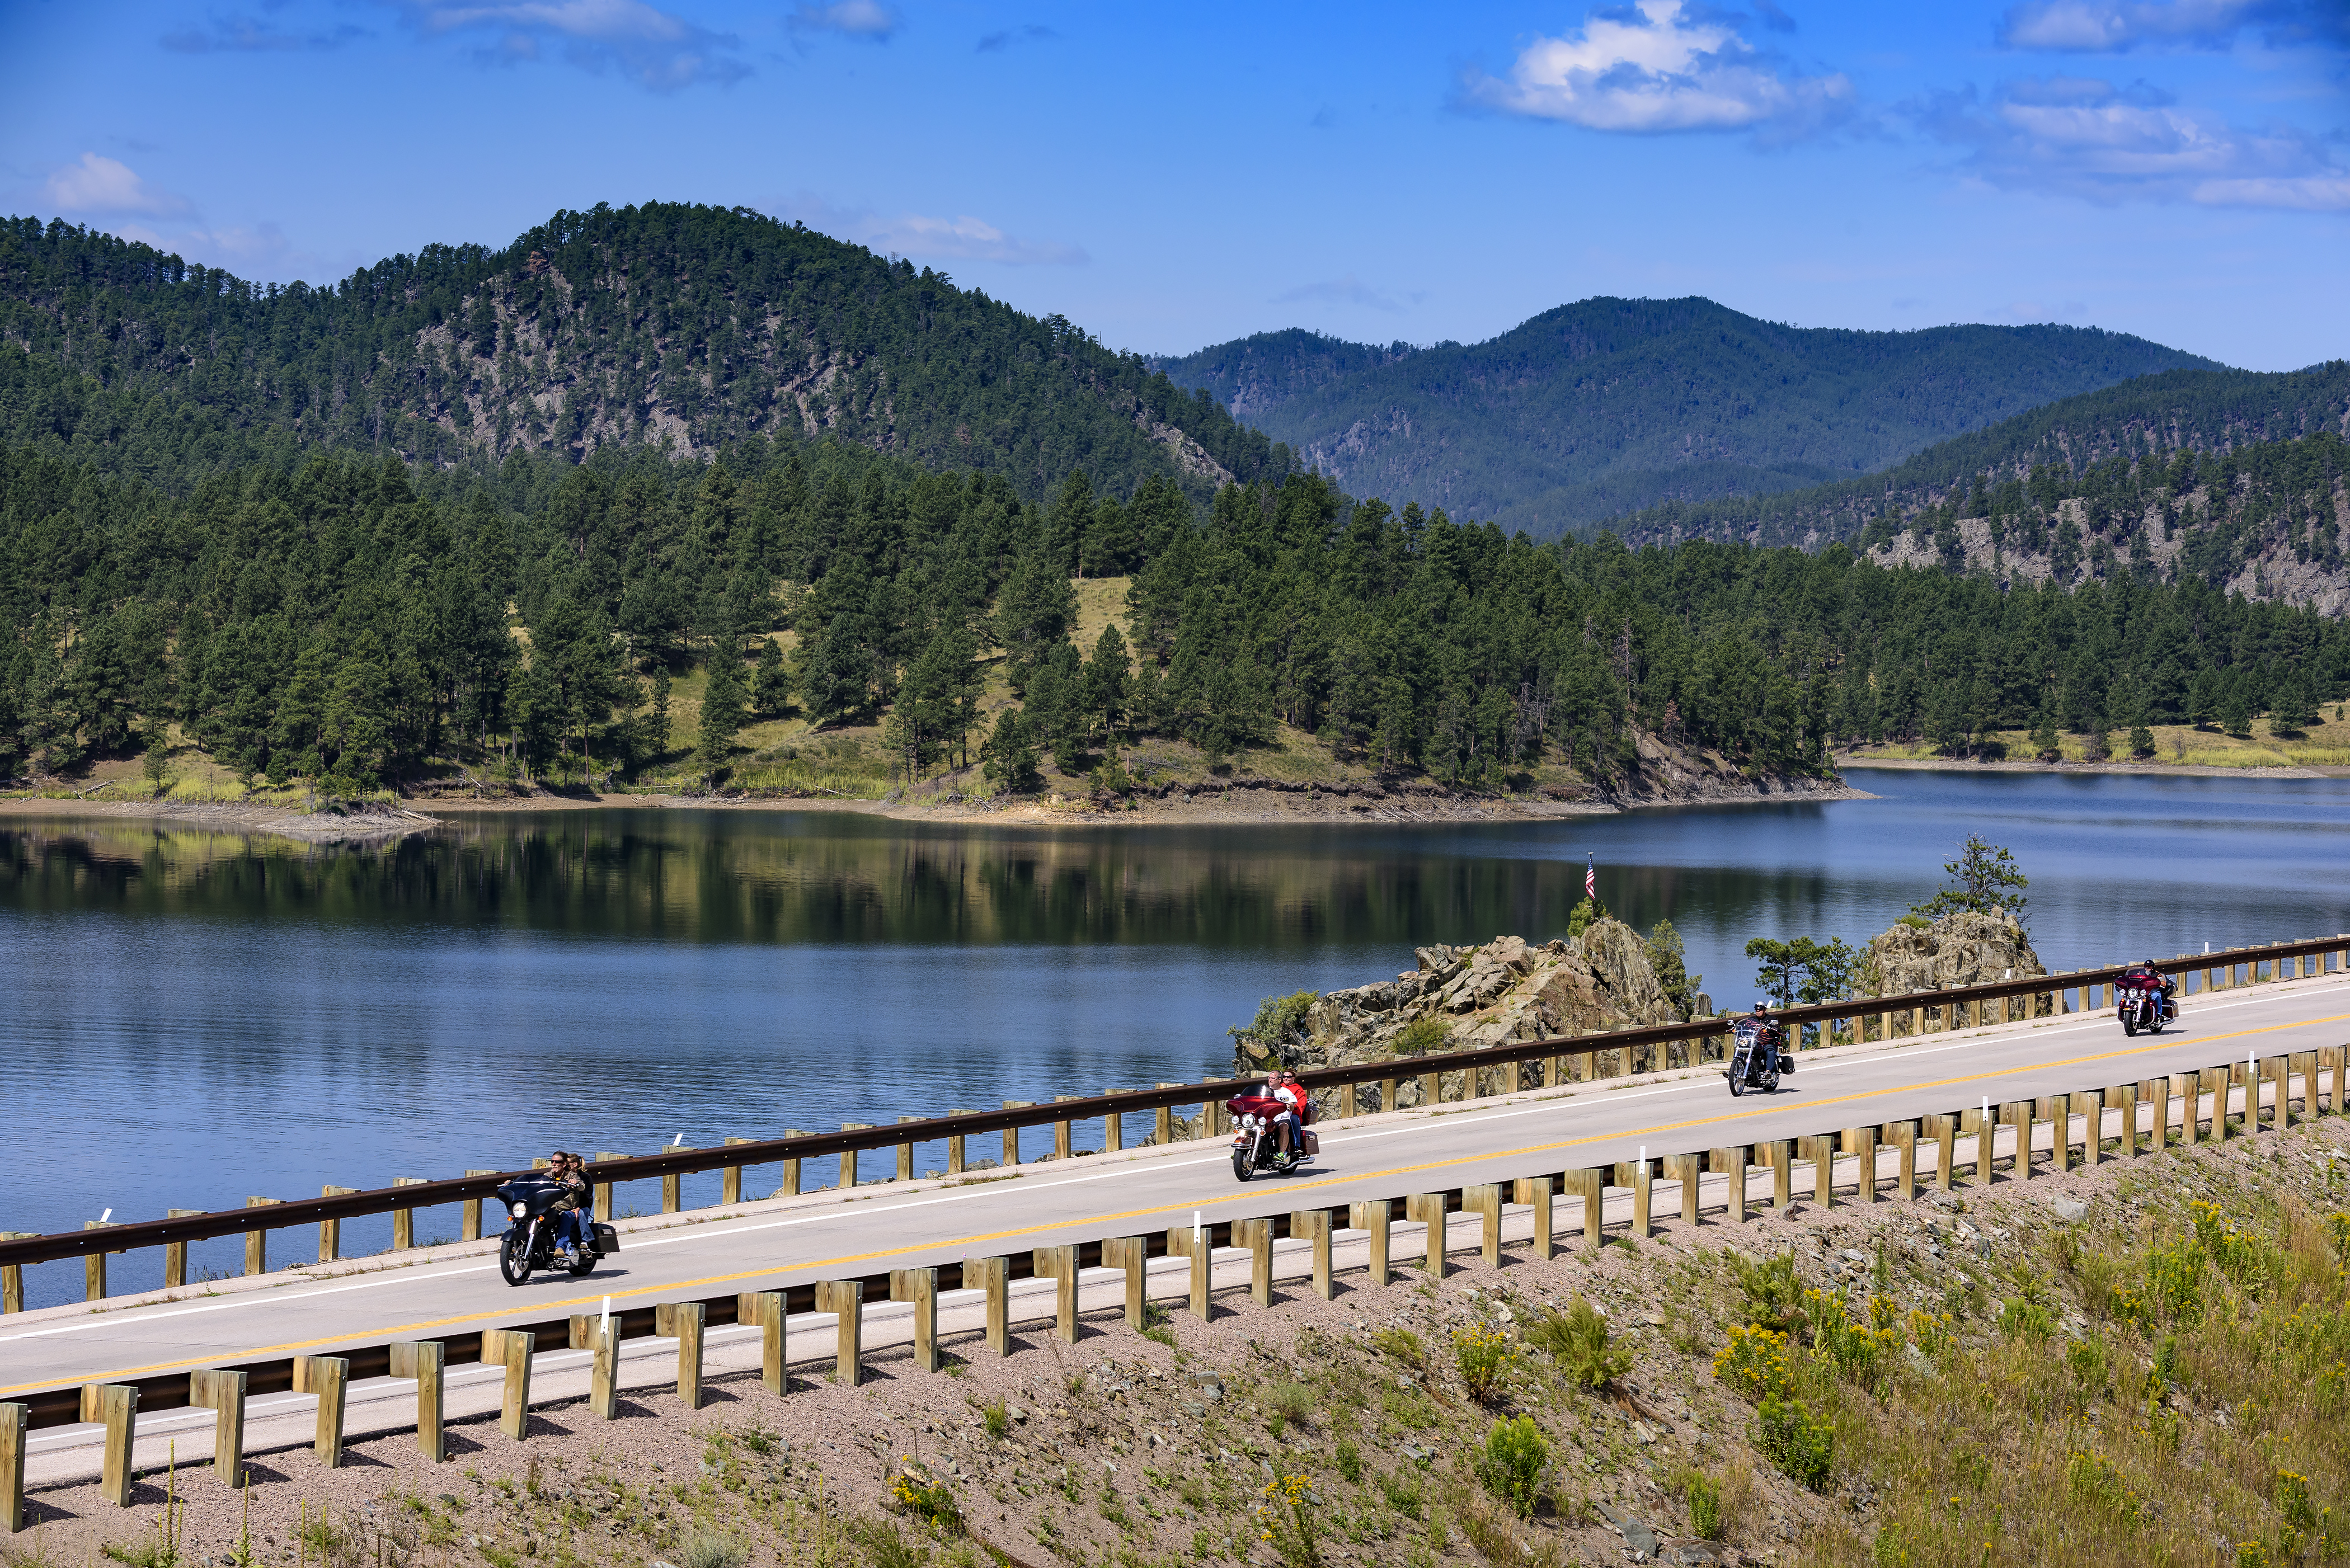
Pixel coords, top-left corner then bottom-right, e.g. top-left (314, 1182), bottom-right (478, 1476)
top-left (2, 933), bottom-right (2343, 1312)
top-left (4, 1041), bottom-right (2340, 1525)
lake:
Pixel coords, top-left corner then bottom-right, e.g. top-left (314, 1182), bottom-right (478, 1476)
top-left (4, 768), bottom-right (2346, 1306)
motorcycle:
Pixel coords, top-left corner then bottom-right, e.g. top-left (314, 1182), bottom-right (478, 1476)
top-left (2117, 985), bottom-right (2176, 1037)
top-left (1226, 1092), bottom-right (1315, 1181)
top-left (1724, 1018), bottom-right (1793, 1097)
top-left (495, 1176), bottom-right (619, 1286)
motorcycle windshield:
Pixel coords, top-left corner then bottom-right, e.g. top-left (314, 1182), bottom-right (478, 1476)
top-left (1733, 1023), bottom-right (1761, 1047)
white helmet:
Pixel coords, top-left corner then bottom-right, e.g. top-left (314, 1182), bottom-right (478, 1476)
top-left (1754, 999), bottom-right (1771, 1012)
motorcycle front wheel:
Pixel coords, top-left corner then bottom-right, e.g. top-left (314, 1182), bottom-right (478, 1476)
top-left (2122, 1016), bottom-right (2137, 1037)
top-left (499, 1228), bottom-right (533, 1287)
top-left (1232, 1148), bottom-right (1254, 1182)
top-left (1728, 1069), bottom-right (1745, 1098)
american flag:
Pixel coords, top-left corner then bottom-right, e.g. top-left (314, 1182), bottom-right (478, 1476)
top-left (1585, 854), bottom-right (1596, 902)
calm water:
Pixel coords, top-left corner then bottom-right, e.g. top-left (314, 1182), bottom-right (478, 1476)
top-left (4, 770), bottom-right (2347, 1307)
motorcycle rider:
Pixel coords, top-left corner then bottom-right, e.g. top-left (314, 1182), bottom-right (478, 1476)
top-left (2117, 959), bottom-right (2177, 1023)
top-left (1267, 1070), bottom-right (1308, 1167)
top-left (1738, 1000), bottom-right (1787, 1085)
top-left (546, 1151), bottom-right (593, 1263)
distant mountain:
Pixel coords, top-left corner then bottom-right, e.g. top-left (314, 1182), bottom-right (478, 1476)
top-left (1610, 361), bottom-right (2350, 550)
top-left (0, 203), bottom-right (1285, 500)
top-left (1155, 298), bottom-right (2225, 535)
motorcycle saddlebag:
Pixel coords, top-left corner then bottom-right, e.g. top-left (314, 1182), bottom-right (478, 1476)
top-left (1302, 1131), bottom-right (1319, 1156)
top-left (593, 1223), bottom-right (619, 1255)
top-left (1778, 1052), bottom-right (1796, 1074)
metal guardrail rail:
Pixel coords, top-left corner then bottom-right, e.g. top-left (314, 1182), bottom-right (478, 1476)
top-left (1, 933), bottom-right (2342, 1282)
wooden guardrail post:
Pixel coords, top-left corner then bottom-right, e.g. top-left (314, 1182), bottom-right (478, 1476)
top-left (815, 1282), bottom-right (863, 1384)
top-left (895, 1117), bottom-right (919, 1181)
top-left (391, 1176), bottom-right (427, 1249)
top-left (480, 1330), bottom-right (532, 1439)
top-left (1378, 1071), bottom-right (1398, 1113)
top-left (1, 1400), bottom-right (25, 1533)
top-left (1405, 1194), bottom-right (1448, 1277)
top-left (779, 1130), bottom-right (805, 1194)
top-left (295, 1355), bottom-right (349, 1466)
top-left (243, 1196), bottom-right (281, 1275)
top-left (82, 1220), bottom-right (114, 1301)
top-left (1923, 1116), bottom-right (1954, 1191)
top-left (662, 1150), bottom-right (693, 1213)
top-left (319, 1186), bottom-right (358, 1261)
top-left (1232, 1221), bottom-right (1273, 1307)
top-left (1350, 1200), bottom-right (1392, 1286)
top-left (734, 1291), bottom-right (784, 1395)
top-left (189, 1369), bottom-right (245, 1484)
top-left (1515, 1176), bottom-right (1555, 1259)
top-left (83, 1385), bottom-right (135, 1506)
top-left (1179, 1223), bottom-right (1213, 1316)
top-left (1205, 1085), bottom-right (1230, 1139)
top-left (1999, 1102), bottom-right (2030, 1180)
top-left (0, 1236), bottom-right (26, 1315)
top-left (2200, 1068), bottom-right (2230, 1140)
top-left (594, 1156), bottom-right (621, 1219)
top-left (1886, 1125), bottom-right (1916, 1201)
top-left (722, 1137), bottom-right (752, 1203)
top-left (1001, 1103), bottom-right (1033, 1166)
top-left (1630, 1156), bottom-right (1653, 1237)
top-left (1054, 1098), bottom-right (1078, 1160)
top-left (1103, 1239), bottom-right (1148, 1328)
top-left (840, 1126), bottom-right (870, 1189)
top-left (389, 1341), bottom-right (446, 1461)
top-left (463, 1172), bottom-right (496, 1241)
top-left (1154, 1085), bottom-right (1180, 1146)
top-left (1797, 1136), bottom-right (1835, 1208)
top-left (653, 1302), bottom-right (704, 1406)
top-left (2170, 1073), bottom-right (2197, 1146)
top-left (2108, 1085), bottom-right (2138, 1157)
top-left (1035, 1246), bottom-right (1082, 1339)
top-left (1292, 1211), bottom-right (1334, 1299)
top-left (960, 1257), bottom-right (1011, 1353)
top-left (2075, 1091), bottom-right (2102, 1167)
top-left (157, 1211), bottom-right (199, 1287)
top-left (2321, 1047), bottom-right (2345, 1114)
top-left (2289, 1052), bottom-right (2315, 1126)
top-left (1709, 1150), bottom-right (1748, 1223)
top-left (1565, 1168), bottom-right (1604, 1253)
top-left (1665, 1153), bottom-right (1703, 1224)
top-left (1463, 1183), bottom-right (1503, 1266)
top-left (891, 1269), bottom-right (941, 1371)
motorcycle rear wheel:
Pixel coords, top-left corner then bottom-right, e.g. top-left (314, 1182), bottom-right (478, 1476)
top-left (1232, 1148), bottom-right (1253, 1182)
top-left (499, 1230), bottom-right (532, 1287)
top-left (567, 1249), bottom-right (597, 1276)
top-left (1759, 1066), bottom-right (1780, 1093)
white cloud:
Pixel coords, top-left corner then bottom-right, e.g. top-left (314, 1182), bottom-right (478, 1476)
top-left (1917, 75), bottom-right (2350, 209)
top-left (402, 0), bottom-right (748, 88)
top-left (787, 1), bottom-right (896, 41)
top-left (161, 12), bottom-right (370, 51)
top-left (1995, 0), bottom-right (2348, 53)
top-left (1461, 1), bottom-right (1853, 140)
top-left (1272, 276), bottom-right (1414, 313)
top-left (44, 153), bottom-right (195, 218)
top-left (776, 196), bottom-right (1086, 265)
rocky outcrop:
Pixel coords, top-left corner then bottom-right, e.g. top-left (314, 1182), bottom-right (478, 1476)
top-left (1232, 919), bottom-right (1700, 1110)
top-left (1867, 910), bottom-right (2044, 993)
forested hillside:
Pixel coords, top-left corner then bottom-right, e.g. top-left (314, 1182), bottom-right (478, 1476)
top-left (3, 436), bottom-right (2343, 796)
top-left (1615, 361), bottom-right (2350, 558)
top-left (0, 205), bottom-right (1285, 501)
top-left (1157, 299), bottom-right (2218, 534)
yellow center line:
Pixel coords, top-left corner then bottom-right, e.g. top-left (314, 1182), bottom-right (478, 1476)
top-left (11, 1009), bottom-right (2341, 1400)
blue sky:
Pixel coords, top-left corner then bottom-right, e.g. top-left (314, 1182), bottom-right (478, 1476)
top-left (2, 1), bottom-right (2344, 370)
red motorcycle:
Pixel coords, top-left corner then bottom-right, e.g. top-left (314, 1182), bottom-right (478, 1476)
top-left (1226, 1091), bottom-right (1315, 1181)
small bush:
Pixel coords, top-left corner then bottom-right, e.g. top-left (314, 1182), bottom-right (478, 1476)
top-left (1453, 1325), bottom-right (1516, 1402)
top-left (1270, 1381), bottom-right (1317, 1429)
top-left (1731, 1251), bottom-right (1807, 1335)
top-left (1373, 1326), bottom-right (1426, 1368)
top-left (980, 1400), bottom-right (1010, 1439)
top-left (1381, 1470), bottom-right (1425, 1520)
top-left (678, 1531), bottom-right (747, 1568)
top-left (1256, 1473), bottom-right (1320, 1567)
top-left (1713, 1324), bottom-right (1794, 1404)
top-left (1392, 1016), bottom-right (1451, 1057)
top-left (1529, 1297), bottom-right (1630, 1391)
top-left (1477, 1416), bottom-right (1552, 1518)
top-left (1755, 1394), bottom-right (1835, 1490)
top-left (1334, 1440), bottom-right (1363, 1484)
top-left (889, 1465), bottom-right (962, 1537)
top-left (1684, 1472), bottom-right (1726, 1540)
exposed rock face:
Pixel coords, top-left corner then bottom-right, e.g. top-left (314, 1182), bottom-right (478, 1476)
top-left (1232, 919), bottom-right (1695, 1110)
top-left (1867, 911), bottom-right (2044, 993)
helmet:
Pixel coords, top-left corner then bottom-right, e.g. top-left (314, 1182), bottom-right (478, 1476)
top-left (1754, 1000), bottom-right (1770, 1012)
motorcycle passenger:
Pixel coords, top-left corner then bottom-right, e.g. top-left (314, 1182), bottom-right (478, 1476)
top-left (2117, 960), bottom-right (2176, 1022)
top-left (547, 1152), bottom-right (593, 1263)
top-left (1268, 1070), bottom-right (1308, 1166)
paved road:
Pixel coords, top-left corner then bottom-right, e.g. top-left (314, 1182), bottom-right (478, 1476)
top-left (7, 971), bottom-right (2345, 1406)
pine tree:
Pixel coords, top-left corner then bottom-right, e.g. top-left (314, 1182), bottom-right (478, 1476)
top-left (698, 656), bottom-right (746, 771)
top-left (751, 637), bottom-right (791, 717)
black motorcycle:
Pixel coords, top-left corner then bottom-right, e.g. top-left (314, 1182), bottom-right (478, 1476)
top-left (1726, 1018), bottom-right (1793, 1097)
top-left (2118, 986), bottom-right (2176, 1037)
top-left (495, 1176), bottom-right (618, 1286)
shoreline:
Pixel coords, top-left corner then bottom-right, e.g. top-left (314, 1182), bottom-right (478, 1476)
top-left (1839, 754), bottom-right (2350, 780)
top-left (2, 771), bottom-right (1879, 839)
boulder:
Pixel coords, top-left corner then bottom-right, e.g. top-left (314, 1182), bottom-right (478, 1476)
top-left (1868, 910), bottom-right (2044, 994)
top-left (1242, 919), bottom-right (1695, 1108)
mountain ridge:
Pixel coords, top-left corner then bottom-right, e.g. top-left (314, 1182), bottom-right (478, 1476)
top-left (1154, 299), bottom-right (2226, 534)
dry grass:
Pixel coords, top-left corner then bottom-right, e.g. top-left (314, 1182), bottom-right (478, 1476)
top-left (1850, 713), bottom-right (2350, 768)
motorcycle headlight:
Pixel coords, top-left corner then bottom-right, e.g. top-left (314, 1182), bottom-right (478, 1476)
top-left (511, 1202), bottom-right (529, 1218)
